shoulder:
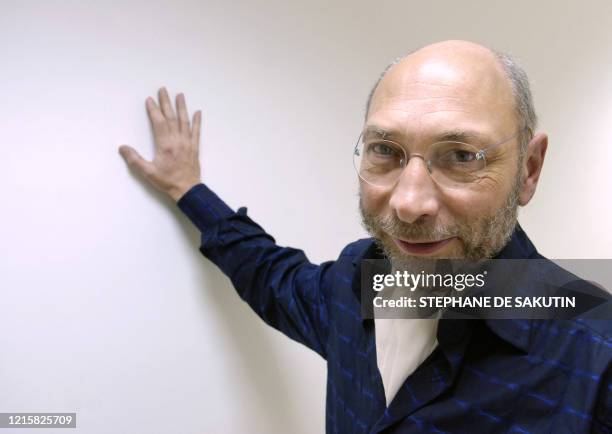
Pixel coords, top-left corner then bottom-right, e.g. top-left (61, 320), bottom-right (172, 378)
top-left (531, 318), bottom-right (612, 350)
top-left (337, 237), bottom-right (378, 262)
top-left (320, 238), bottom-right (378, 286)
top-left (520, 249), bottom-right (612, 338)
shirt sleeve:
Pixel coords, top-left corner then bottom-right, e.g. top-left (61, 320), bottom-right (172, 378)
top-left (177, 183), bottom-right (333, 359)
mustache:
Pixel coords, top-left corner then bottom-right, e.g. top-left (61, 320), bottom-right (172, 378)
top-left (358, 183), bottom-right (521, 261)
top-left (366, 213), bottom-right (463, 241)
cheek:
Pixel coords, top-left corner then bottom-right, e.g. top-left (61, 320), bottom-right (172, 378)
top-left (359, 182), bottom-right (389, 213)
top-left (448, 156), bottom-right (519, 218)
top-left (441, 189), bottom-right (481, 221)
top-left (443, 184), bottom-right (508, 222)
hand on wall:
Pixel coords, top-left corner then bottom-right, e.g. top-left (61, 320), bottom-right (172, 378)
top-left (119, 87), bottom-right (202, 202)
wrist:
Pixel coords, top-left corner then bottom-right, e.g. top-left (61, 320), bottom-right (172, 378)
top-left (168, 181), bottom-right (202, 202)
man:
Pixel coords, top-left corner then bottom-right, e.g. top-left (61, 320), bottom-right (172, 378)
top-left (119, 40), bottom-right (611, 433)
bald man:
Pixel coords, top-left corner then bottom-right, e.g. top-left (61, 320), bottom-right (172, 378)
top-left (119, 41), bottom-right (612, 433)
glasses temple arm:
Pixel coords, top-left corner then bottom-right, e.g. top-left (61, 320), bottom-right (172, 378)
top-left (476, 127), bottom-right (532, 160)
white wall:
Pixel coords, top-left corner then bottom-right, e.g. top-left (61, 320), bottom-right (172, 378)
top-left (1, 1), bottom-right (610, 433)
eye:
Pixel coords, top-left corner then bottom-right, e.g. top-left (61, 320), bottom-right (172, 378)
top-left (368, 142), bottom-right (400, 157)
top-left (433, 142), bottom-right (483, 173)
top-left (436, 146), bottom-right (477, 164)
top-left (452, 150), bottom-right (477, 163)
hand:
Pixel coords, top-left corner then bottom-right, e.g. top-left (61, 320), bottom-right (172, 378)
top-left (119, 87), bottom-right (202, 202)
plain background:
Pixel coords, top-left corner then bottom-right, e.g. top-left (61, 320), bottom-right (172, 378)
top-left (1, 1), bottom-right (611, 433)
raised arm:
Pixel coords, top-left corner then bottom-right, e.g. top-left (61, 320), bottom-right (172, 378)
top-left (118, 88), bottom-right (332, 358)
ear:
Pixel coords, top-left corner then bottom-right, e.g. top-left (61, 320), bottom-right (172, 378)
top-left (519, 132), bottom-right (548, 206)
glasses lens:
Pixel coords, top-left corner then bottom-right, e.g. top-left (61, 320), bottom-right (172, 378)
top-left (428, 141), bottom-right (487, 188)
top-left (354, 135), bottom-right (406, 187)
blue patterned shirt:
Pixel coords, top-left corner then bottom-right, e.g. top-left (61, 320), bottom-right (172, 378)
top-left (177, 183), bottom-right (612, 433)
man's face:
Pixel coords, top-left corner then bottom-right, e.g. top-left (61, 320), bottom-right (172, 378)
top-left (359, 43), bottom-right (524, 263)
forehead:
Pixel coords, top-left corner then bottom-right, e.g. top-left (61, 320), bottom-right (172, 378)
top-left (367, 55), bottom-right (516, 142)
top-left (363, 124), bottom-right (491, 147)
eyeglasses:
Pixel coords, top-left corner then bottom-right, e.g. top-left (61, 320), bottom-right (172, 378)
top-left (353, 129), bottom-right (524, 189)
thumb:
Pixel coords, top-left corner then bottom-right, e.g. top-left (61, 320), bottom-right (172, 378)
top-left (118, 145), bottom-right (154, 179)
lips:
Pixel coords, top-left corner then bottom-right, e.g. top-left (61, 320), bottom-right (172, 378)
top-left (393, 237), bottom-right (456, 255)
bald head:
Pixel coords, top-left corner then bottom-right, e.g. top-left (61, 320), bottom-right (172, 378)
top-left (358, 41), bottom-right (548, 263)
top-left (365, 40), bottom-right (537, 150)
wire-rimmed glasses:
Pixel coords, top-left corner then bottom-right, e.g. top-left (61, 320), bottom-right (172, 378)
top-left (353, 129), bottom-right (524, 189)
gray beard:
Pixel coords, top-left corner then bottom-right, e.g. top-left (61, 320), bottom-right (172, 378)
top-left (359, 174), bottom-right (523, 265)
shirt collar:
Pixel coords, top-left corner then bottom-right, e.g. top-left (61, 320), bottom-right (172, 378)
top-left (351, 223), bottom-right (540, 353)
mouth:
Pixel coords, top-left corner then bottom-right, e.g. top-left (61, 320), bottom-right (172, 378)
top-left (392, 236), bottom-right (457, 256)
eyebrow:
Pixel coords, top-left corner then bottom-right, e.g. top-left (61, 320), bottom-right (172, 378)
top-left (363, 126), bottom-right (489, 145)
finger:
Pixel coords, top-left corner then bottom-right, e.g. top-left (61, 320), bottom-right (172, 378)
top-left (176, 93), bottom-right (190, 133)
top-left (158, 87), bottom-right (177, 128)
top-left (145, 97), bottom-right (168, 137)
top-left (191, 110), bottom-right (202, 147)
top-left (118, 145), bottom-right (155, 179)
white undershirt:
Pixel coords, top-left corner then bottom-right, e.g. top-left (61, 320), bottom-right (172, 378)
top-left (374, 305), bottom-right (440, 406)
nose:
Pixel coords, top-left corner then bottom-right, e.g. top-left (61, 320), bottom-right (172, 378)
top-left (388, 156), bottom-right (441, 224)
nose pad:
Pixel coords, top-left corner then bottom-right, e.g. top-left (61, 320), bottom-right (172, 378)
top-left (389, 155), bottom-right (441, 223)
top-left (398, 154), bottom-right (434, 184)
top-left (400, 154), bottom-right (432, 172)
